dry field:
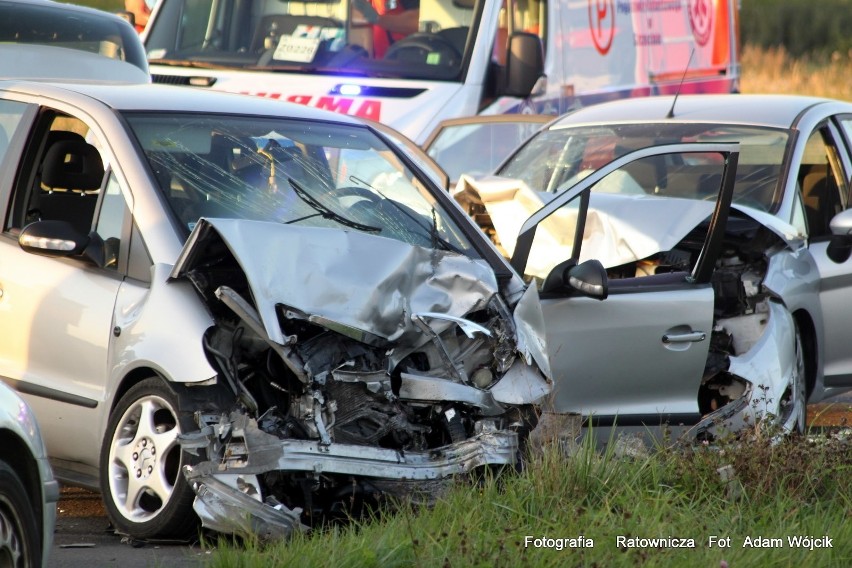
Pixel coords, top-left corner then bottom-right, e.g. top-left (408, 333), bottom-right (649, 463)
top-left (740, 44), bottom-right (852, 101)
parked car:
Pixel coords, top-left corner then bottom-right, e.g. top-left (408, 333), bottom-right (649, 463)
top-left (0, 0), bottom-right (149, 83)
top-left (452, 94), bottom-right (852, 437)
top-left (0, 78), bottom-right (558, 540)
top-left (0, 381), bottom-right (59, 567)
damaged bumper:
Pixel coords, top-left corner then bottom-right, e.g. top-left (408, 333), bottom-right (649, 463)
top-left (181, 414), bottom-right (519, 537)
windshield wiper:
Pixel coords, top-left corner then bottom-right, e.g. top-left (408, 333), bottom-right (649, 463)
top-left (348, 176), bottom-right (463, 254)
top-left (286, 177), bottom-right (382, 233)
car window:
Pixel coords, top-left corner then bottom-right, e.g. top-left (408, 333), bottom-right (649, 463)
top-left (515, 148), bottom-right (734, 286)
top-left (6, 113), bottom-right (106, 237)
top-left (798, 126), bottom-right (847, 239)
top-left (501, 124), bottom-right (788, 213)
top-left (95, 173), bottom-right (129, 272)
top-left (837, 117), bottom-right (852, 197)
top-left (124, 113), bottom-right (478, 255)
top-left (0, 100), bottom-right (28, 167)
top-left (0, 1), bottom-right (147, 73)
top-left (423, 116), bottom-right (550, 184)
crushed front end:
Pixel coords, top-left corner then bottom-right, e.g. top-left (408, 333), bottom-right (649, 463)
top-left (171, 219), bottom-right (550, 538)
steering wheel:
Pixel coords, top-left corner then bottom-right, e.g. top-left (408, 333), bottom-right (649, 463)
top-left (383, 33), bottom-right (461, 66)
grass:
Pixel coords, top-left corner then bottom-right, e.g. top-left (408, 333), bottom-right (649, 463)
top-left (740, 44), bottom-right (852, 101)
top-left (203, 427), bottom-right (851, 567)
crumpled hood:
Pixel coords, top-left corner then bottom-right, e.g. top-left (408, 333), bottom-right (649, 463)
top-left (171, 219), bottom-right (503, 348)
top-left (455, 176), bottom-right (798, 274)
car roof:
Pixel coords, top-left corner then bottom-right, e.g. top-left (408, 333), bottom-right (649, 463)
top-left (550, 94), bottom-right (852, 130)
top-left (0, 80), bottom-right (367, 125)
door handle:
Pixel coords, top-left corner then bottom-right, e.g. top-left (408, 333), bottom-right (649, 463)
top-left (662, 331), bottom-right (706, 344)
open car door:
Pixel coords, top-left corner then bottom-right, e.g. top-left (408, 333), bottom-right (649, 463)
top-left (511, 143), bottom-right (740, 426)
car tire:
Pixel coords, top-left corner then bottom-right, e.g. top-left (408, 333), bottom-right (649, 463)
top-left (99, 378), bottom-right (199, 540)
top-left (779, 326), bottom-right (807, 435)
top-left (0, 460), bottom-right (42, 568)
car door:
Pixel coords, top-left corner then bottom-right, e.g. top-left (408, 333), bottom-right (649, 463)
top-left (511, 143), bottom-right (740, 425)
top-left (806, 117), bottom-right (852, 391)
top-left (422, 115), bottom-right (553, 186)
top-left (0, 109), bottom-right (125, 473)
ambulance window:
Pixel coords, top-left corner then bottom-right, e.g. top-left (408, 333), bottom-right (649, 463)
top-left (496, 0), bottom-right (547, 62)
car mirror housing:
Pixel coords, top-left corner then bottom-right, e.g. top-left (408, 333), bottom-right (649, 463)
top-left (19, 220), bottom-right (87, 255)
top-left (827, 209), bottom-right (852, 263)
top-left (829, 207), bottom-right (852, 236)
top-left (502, 32), bottom-right (545, 98)
top-left (565, 259), bottom-right (608, 300)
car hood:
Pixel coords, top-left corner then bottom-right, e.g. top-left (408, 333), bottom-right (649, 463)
top-left (171, 219), bottom-right (512, 350)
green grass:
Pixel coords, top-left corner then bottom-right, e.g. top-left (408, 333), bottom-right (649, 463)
top-left (203, 428), bottom-right (852, 567)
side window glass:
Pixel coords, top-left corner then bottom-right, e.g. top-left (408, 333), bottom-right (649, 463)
top-left (95, 173), bottom-right (127, 271)
top-left (798, 128), bottom-right (845, 239)
top-left (7, 114), bottom-right (105, 236)
top-left (495, 0), bottom-right (547, 64)
top-left (839, 117), bottom-right (852, 191)
top-left (789, 188), bottom-right (808, 238)
top-left (0, 100), bottom-right (28, 167)
top-left (521, 150), bottom-right (729, 287)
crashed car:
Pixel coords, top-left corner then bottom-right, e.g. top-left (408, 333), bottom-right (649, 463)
top-left (0, 381), bottom-right (59, 567)
top-left (0, 79), bottom-right (550, 540)
top-left (0, 0), bottom-right (149, 82)
top-left (452, 94), bottom-right (852, 439)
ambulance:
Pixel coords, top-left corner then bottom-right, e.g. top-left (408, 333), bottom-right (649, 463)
top-left (143, 0), bottom-right (739, 144)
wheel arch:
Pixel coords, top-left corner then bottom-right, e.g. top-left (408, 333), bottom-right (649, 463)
top-left (793, 309), bottom-right (817, 398)
top-left (111, 367), bottom-right (235, 417)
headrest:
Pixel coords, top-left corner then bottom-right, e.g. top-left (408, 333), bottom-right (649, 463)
top-left (41, 139), bottom-right (105, 191)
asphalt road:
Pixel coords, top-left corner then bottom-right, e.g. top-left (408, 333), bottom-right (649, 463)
top-left (52, 488), bottom-right (209, 568)
top-left (50, 394), bottom-right (851, 567)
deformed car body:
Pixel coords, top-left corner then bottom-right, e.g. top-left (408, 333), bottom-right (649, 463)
top-left (0, 80), bottom-right (551, 540)
top-left (452, 94), bottom-right (852, 438)
top-left (0, 381), bottom-right (59, 568)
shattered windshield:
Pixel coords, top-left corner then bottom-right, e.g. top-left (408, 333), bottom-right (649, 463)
top-left (145, 0), bottom-right (480, 81)
top-left (125, 113), bottom-right (476, 254)
top-left (499, 124), bottom-right (790, 213)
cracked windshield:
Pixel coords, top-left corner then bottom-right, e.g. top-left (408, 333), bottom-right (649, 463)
top-left (125, 114), bottom-right (475, 253)
top-left (502, 124), bottom-right (790, 213)
top-left (144, 0), bottom-right (479, 80)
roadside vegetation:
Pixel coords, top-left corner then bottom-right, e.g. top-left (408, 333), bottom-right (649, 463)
top-left (740, 45), bottom-right (852, 101)
top-left (207, 424), bottom-right (851, 567)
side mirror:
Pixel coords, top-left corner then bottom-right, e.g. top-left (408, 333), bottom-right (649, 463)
top-left (19, 220), bottom-right (106, 266)
top-left (566, 259), bottom-right (608, 300)
top-left (827, 209), bottom-right (852, 263)
top-left (502, 32), bottom-right (545, 98)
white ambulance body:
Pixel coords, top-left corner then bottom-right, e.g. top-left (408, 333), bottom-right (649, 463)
top-left (143, 0), bottom-right (739, 144)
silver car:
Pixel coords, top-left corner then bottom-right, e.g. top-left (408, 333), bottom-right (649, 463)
top-left (0, 79), bottom-right (554, 540)
top-left (0, 381), bottom-right (59, 567)
top-left (0, 0), bottom-right (149, 83)
top-left (452, 94), bottom-right (852, 437)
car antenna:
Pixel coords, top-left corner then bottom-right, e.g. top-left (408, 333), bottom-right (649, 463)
top-left (666, 48), bottom-right (695, 119)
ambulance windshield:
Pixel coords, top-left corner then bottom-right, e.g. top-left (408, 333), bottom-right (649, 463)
top-left (145, 0), bottom-right (482, 81)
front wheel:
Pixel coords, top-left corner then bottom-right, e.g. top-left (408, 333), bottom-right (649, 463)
top-left (99, 378), bottom-right (199, 540)
top-left (778, 326), bottom-right (807, 435)
top-left (0, 460), bottom-right (42, 568)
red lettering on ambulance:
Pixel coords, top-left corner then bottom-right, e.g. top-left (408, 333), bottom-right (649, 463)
top-left (316, 97), bottom-right (354, 114)
top-left (286, 95), bottom-right (314, 105)
top-left (355, 100), bottom-right (382, 121)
